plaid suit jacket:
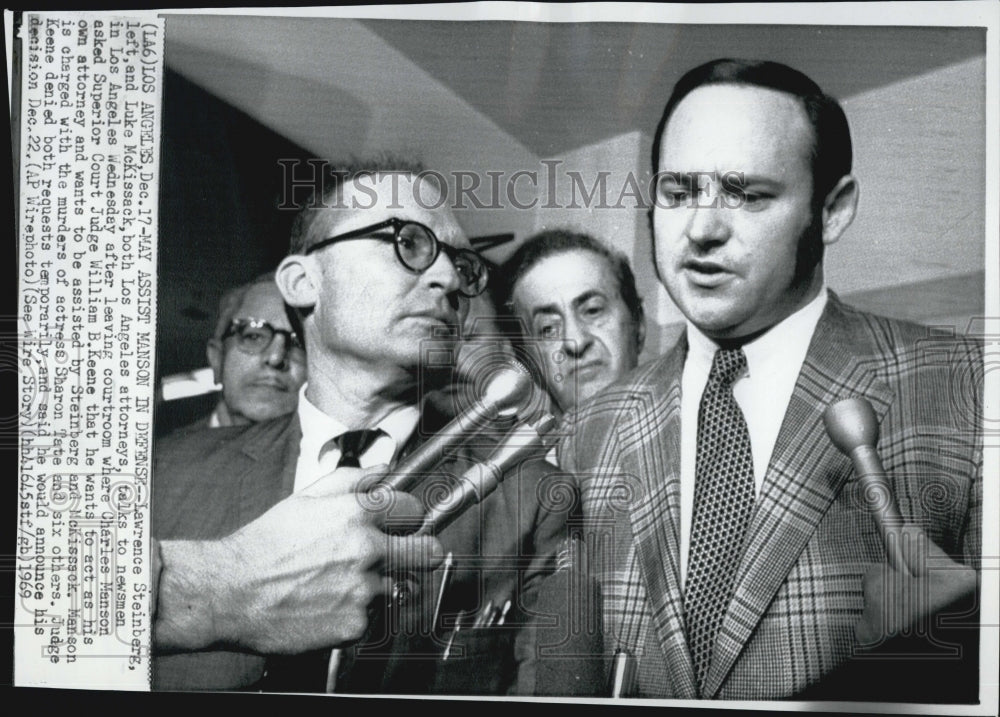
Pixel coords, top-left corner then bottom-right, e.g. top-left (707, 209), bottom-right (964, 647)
top-left (558, 293), bottom-right (982, 699)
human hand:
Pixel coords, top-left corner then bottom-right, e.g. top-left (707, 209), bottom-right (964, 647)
top-left (155, 464), bottom-right (443, 654)
top-left (855, 525), bottom-right (977, 648)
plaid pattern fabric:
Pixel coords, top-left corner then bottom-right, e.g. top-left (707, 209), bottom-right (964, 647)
top-left (558, 293), bottom-right (983, 699)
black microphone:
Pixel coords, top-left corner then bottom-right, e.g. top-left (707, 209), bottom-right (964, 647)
top-left (378, 360), bottom-right (535, 493)
top-left (824, 397), bottom-right (911, 576)
top-left (415, 413), bottom-right (557, 536)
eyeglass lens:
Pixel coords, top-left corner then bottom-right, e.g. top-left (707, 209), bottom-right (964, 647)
top-left (395, 223), bottom-right (486, 296)
top-left (231, 321), bottom-right (304, 355)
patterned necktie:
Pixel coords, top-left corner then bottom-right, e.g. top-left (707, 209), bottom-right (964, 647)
top-left (685, 348), bottom-right (755, 696)
top-left (332, 428), bottom-right (385, 468)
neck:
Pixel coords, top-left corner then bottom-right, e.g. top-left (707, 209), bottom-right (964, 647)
top-left (305, 354), bottom-right (417, 428)
top-left (214, 400), bottom-right (250, 427)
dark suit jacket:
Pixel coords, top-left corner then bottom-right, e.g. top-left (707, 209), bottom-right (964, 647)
top-left (557, 293), bottom-right (982, 700)
top-left (152, 407), bottom-right (572, 693)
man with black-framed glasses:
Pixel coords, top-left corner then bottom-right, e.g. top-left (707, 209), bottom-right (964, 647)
top-left (152, 165), bottom-right (571, 695)
top-left (198, 272), bottom-right (308, 428)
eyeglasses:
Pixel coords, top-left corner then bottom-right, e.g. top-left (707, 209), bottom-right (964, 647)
top-left (304, 218), bottom-right (489, 297)
top-left (222, 318), bottom-right (305, 357)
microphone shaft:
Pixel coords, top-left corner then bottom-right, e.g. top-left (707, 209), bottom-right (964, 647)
top-left (848, 444), bottom-right (910, 576)
top-left (416, 415), bottom-right (555, 536)
top-left (379, 401), bottom-right (493, 492)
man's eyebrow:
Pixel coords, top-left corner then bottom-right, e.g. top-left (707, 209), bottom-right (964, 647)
top-left (529, 303), bottom-right (563, 318)
top-left (571, 290), bottom-right (608, 311)
top-left (656, 171), bottom-right (694, 186)
top-left (726, 174), bottom-right (785, 189)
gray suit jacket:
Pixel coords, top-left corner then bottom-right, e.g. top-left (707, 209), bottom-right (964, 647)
top-left (558, 293), bottom-right (982, 700)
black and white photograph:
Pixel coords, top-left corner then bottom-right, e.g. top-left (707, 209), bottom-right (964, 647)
top-left (10, 2), bottom-right (999, 710)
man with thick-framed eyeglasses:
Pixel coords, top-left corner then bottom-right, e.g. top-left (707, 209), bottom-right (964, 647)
top-left (151, 164), bottom-right (570, 695)
top-left (199, 272), bottom-right (308, 428)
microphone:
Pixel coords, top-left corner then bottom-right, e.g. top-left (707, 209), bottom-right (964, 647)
top-left (379, 361), bottom-right (535, 493)
top-left (823, 397), bottom-right (911, 576)
top-left (415, 413), bottom-right (557, 536)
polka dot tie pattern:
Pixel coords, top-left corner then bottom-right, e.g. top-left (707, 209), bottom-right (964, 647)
top-left (684, 348), bottom-right (755, 696)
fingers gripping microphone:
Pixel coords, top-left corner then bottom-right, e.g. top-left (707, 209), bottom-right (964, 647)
top-left (379, 361), bottom-right (535, 492)
top-left (823, 397), bottom-right (911, 576)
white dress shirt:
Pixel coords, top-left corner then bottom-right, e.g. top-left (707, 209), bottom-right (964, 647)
top-left (288, 382), bottom-right (422, 691)
top-left (679, 290), bottom-right (828, 587)
top-left (292, 383), bottom-right (422, 494)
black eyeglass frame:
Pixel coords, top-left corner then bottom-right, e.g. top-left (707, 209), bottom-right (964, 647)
top-left (222, 317), bottom-right (306, 356)
top-left (303, 217), bottom-right (489, 297)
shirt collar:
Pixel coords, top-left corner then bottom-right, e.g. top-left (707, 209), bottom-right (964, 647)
top-left (295, 382), bottom-right (421, 460)
top-left (686, 287), bottom-right (828, 375)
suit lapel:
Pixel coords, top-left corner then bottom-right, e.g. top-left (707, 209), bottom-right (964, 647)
top-left (236, 413), bottom-right (302, 525)
top-left (703, 295), bottom-right (894, 696)
top-left (616, 336), bottom-right (699, 698)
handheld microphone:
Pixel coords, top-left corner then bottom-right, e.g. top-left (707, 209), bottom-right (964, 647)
top-left (379, 361), bottom-right (535, 493)
top-left (823, 397), bottom-right (911, 576)
top-left (415, 413), bottom-right (557, 536)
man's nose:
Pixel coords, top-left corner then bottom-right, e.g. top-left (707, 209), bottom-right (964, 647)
top-left (262, 334), bottom-right (291, 370)
top-left (561, 315), bottom-right (594, 358)
top-left (685, 197), bottom-right (731, 246)
top-left (422, 249), bottom-right (463, 295)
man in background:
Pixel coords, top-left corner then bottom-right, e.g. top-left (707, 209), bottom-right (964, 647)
top-left (501, 229), bottom-right (646, 415)
top-left (202, 272), bottom-right (307, 427)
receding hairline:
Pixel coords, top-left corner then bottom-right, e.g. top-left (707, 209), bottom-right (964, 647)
top-left (291, 170), bottom-right (451, 254)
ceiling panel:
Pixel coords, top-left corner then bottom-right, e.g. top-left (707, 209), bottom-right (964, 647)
top-left (164, 16), bottom-right (984, 160)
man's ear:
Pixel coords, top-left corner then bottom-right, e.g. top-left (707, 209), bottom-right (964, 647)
top-left (821, 174), bottom-right (859, 246)
top-left (206, 338), bottom-right (223, 385)
top-left (276, 255), bottom-right (319, 310)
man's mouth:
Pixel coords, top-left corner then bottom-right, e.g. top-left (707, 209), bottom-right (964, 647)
top-left (682, 259), bottom-right (735, 287)
top-left (571, 361), bottom-right (604, 379)
top-left (410, 311), bottom-right (459, 334)
top-left (250, 377), bottom-right (289, 391)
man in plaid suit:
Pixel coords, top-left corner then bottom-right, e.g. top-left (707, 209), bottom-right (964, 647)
top-left (557, 59), bottom-right (982, 701)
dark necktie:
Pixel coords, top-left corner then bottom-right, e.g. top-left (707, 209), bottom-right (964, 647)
top-left (331, 428), bottom-right (384, 469)
top-left (260, 428), bottom-right (385, 693)
top-left (684, 348), bottom-right (755, 696)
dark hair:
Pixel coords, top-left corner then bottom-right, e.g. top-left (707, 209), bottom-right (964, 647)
top-left (500, 229), bottom-right (644, 329)
top-left (651, 58), bottom-right (852, 205)
top-left (288, 155), bottom-right (427, 254)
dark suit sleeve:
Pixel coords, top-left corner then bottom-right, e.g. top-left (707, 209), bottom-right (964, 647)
top-left (510, 457), bottom-right (607, 697)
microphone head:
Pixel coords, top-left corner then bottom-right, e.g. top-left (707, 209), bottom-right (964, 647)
top-left (823, 397), bottom-right (880, 453)
top-left (479, 360), bottom-right (534, 417)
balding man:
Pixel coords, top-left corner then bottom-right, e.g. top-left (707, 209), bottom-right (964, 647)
top-left (152, 164), bottom-right (569, 694)
top-left (203, 272), bottom-right (307, 427)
